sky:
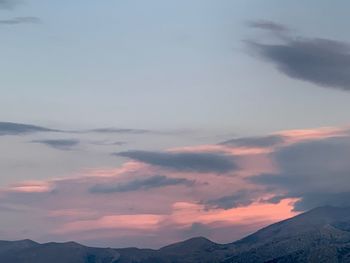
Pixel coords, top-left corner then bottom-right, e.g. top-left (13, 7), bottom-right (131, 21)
top-left (1, 0), bottom-right (350, 248)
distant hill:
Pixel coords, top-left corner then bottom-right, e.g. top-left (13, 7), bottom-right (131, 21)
top-left (3, 206), bottom-right (350, 262)
top-left (0, 240), bottom-right (120, 263)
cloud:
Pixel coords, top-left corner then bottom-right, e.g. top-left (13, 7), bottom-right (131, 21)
top-left (89, 140), bottom-right (126, 146)
top-left (248, 21), bottom-right (350, 91)
top-left (247, 20), bottom-right (290, 33)
top-left (115, 150), bottom-right (237, 173)
top-left (204, 191), bottom-right (255, 210)
top-left (0, 16), bottom-right (41, 25)
top-left (0, 122), bottom-right (58, 136)
top-left (251, 136), bottom-right (350, 211)
top-left (89, 128), bottom-right (150, 134)
top-left (0, 0), bottom-right (20, 9)
top-left (221, 135), bottom-right (285, 148)
top-left (90, 175), bottom-right (195, 194)
top-left (31, 139), bottom-right (80, 150)
top-left (0, 121), bottom-right (152, 136)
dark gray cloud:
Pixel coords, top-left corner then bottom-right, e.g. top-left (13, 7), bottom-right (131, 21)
top-left (31, 139), bottom-right (80, 150)
top-left (247, 20), bottom-right (290, 33)
top-left (204, 191), bottom-right (254, 210)
top-left (251, 136), bottom-right (350, 211)
top-left (115, 150), bottom-right (237, 173)
top-left (248, 20), bottom-right (350, 91)
top-left (249, 35), bottom-right (350, 91)
top-left (0, 0), bottom-right (20, 9)
top-left (0, 122), bottom-right (58, 136)
top-left (221, 134), bottom-right (285, 148)
top-left (0, 16), bottom-right (41, 25)
top-left (90, 175), bottom-right (194, 194)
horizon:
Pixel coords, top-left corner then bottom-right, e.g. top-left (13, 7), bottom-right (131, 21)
top-left (2, 0), bottom-right (350, 249)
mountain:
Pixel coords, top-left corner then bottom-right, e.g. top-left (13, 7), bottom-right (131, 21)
top-left (115, 237), bottom-right (228, 263)
top-left (3, 206), bottom-right (350, 262)
top-left (0, 240), bottom-right (120, 263)
top-left (223, 206), bottom-right (350, 263)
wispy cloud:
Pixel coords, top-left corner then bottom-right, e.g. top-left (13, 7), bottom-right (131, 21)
top-left (247, 20), bottom-right (290, 33)
top-left (89, 128), bottom-right (150, 134)
top-left (31, 139), bottom-right (80, 151)
top-left (115, 150), bottom-right (238, 173)
top-left (90, 175), bottom-right (195, 194)
top-left (221, 135), bottom-right (285, 148)
top-left (0, 122), bottom-right (58, 136)
top-left (0, 16), bottom-right (41, 25)
top-left (89, 140), bottom-right (126, 146)
top-left (0, 121), bottom-right (154, 136)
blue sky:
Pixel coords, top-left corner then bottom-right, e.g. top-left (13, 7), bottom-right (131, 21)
top-left (2, 0), bottom-right (350, 133)
top-left (2, 0), bottom-right (350, 248)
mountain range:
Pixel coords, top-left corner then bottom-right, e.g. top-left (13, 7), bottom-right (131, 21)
top-left (2, 206), bottom-right (350, 263)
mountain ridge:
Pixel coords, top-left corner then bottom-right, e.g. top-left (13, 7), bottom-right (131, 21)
top-left (3, 206), bottom-right (350, 262)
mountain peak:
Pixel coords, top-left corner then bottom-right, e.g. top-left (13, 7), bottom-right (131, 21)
top-left (159, 236), bottom-right (217, 254)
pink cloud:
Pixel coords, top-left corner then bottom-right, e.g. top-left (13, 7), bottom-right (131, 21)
top-left (56, 214), bottom-right (164, 234)
top-left (169, 198), bottom-right (298, 228)
top-left (278, 126), bottom-right (347, 143)
top-left (0, 125), bottom-right (347, 247)
top-left (7, 181), bottom-right (53, 193)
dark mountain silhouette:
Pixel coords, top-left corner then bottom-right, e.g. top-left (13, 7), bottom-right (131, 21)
top-left (0, 240), bottom-right (120, 263)
top-left (3, 206), bottom-right (350, 262)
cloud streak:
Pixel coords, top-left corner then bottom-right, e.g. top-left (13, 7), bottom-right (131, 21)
top-left (247, 20), bottom-right (290, 33)
top-left (0, 122), bottom-right (58, 136)
top-left (221, 135), bottom-right (285, 148)
top-left (115, 150), bottom-right (238, 173)
top-left (31, 139), bottom-right (80, 150)
top-left (90, 175), bottom-right (195, 193)
top-left (0, 17), bottom-right (41, 25)
top-left (89, 128), bottom-right (150, 134)
top-left (0, 121), bottom-right (158, 136)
